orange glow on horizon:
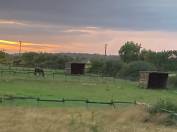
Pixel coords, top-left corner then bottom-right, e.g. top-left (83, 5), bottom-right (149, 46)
top-left (0, 39), bottom-right (89, 53)
top-left (0, 40), bottom-right (17, 45)
top-left (1, 29), bottom-right (177, 55)
top-left (0, 40), bottom-right (62, 53)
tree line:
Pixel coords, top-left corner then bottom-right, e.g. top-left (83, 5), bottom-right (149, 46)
top-left (89, 41), bottom-right (177, 82)
top-left (0, 41), bottom-right (177, 81)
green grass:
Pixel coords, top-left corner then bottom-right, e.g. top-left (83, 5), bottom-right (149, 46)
top-left (0, 71), bottom-right (176, 107)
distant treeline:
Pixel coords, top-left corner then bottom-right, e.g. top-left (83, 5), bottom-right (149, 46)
top-left (90, 42), bottom-right (177, 81)
top-left (0, 41), bottom-right (177, 83)
top-left (0, 51), bottom-right (118, 69)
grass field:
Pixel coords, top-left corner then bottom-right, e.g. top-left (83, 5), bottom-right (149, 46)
top-left (0, 70), bottom-right (176, 107)
top-left (0, 69), bottom-right (177, 131)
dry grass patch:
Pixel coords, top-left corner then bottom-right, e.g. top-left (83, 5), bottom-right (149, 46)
top-left (0, 106), bottom-right (176, 132)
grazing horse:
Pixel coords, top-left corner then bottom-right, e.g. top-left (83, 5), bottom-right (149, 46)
top-left (34, 67), bottom-right (45, 77)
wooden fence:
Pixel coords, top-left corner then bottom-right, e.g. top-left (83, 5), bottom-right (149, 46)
top-left (0, 69), bottom-right (106, 81)
top-left (0, 69), bottom-right (65, 79)
top-left (0, 95), bottom-right (176, 119)
top-left (0, 95), bottom-right (136, 108)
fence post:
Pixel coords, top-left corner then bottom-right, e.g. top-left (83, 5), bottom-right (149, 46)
top-left (65, 74), bottom-right (67, 82)
top-left (62, 98), bottom-right (65, 106)
top-left (52, 72), bottom-right (55, 80)
top-left (86, 99), bottom-right (89, 109)
top-left (134, 100), bottom-right (137, 105)
top-left (111, 99), bottom-right (115, 109)
top-left (91, 111), bottom-right (95, 122)
top-left (37, 97), bottom-right (40, 106)
top-left (0, 96), bottom-right (2, 103)
top-left (0, 71), bottom-right (2, 78)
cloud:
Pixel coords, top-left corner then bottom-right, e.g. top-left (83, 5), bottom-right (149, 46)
top-left (1, 1), bottom-right (177, 54)
top-left (1, 0), bottom-right (177, 31)
top-left (1, 26), bottom-right (177, 55)
top-left (0, 19), bottom-right (27, 26)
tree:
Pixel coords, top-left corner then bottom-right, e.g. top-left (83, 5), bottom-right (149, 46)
top-left (21, 52), bottom-right (38, 66)
top-left (119, 61), bottom-right (156, 80)
top-left (0, 50), bottom-right (6, 63)
top-left (89, 59), bottom-right (105, 74)
top-left (140, 50), bottom-right (177, 71)
top-left (119, 41), bottom-right (141, 63)
top-left (102, 59), bottom-right (123, 77)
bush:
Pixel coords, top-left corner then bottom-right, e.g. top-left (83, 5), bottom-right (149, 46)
top-left (168, 75), bottom-right (177, 88)
top-left (150, 100), bottom-right (177, 113)
top-left (119, 61), bottom-right (156, 80)
top-left (149, 100), bottom-right (177, 126)
top-left (102, 59), bottom-right (124, 77)
top-left (89, 58), bottom-right (124, 77)
top-left (89, 59), bottom-right (105, 74)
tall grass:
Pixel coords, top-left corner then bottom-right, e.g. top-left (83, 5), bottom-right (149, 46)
top-left (149, 100), bottom-right (177, 126)
top-left (0, 106), bottom-right (176, 132)
top-left (150, 100), bottom-right (177, 113)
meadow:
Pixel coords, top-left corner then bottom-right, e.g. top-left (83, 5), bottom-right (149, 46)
top-left (0, 69), bottom-right (176, 107)
top-left (0, 68), bottom-right (177, 132)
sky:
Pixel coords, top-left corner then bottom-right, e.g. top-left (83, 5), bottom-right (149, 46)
top-left (1, 0), bottom-right (177, 54)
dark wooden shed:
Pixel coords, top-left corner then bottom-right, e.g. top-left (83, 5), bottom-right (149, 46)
top-left (139, 71), bottom-right (169, 89)
top-left (65, 62), bottom-right (86, 75)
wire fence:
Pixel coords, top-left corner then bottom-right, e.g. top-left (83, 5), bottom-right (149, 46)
top-left (0, 69), bottom-right (66, 79)
top-left (0, 69), bottom-right (112, 83)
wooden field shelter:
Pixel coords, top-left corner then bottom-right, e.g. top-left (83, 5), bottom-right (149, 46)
top-left (65, 62), bottom-right (86, 75)
top-left (139, 71), bottom-right (169, 89)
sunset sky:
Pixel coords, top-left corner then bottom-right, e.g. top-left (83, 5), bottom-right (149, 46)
top-left (1, 0), bottom-right (177, 54)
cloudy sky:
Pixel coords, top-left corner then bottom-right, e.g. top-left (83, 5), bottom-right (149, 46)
top-left (1, 0), bottom-right (177, 54)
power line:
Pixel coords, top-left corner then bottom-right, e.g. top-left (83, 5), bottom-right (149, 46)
top-left (19, 41), bottom-right (22, 55)
top-left (105, 44), bottom-right (108, 56)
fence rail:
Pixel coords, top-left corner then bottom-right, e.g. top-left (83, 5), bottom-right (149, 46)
top-left (0, 69), bottom-right (105, 81)
top-left (136, 101), bottom-right (177, 118)
top-left (0, 69), bottom-right (66, 79)
top-left (0, 95), bottom-right (176, 118)
top-left (0, 95), bottom-right (136, 108)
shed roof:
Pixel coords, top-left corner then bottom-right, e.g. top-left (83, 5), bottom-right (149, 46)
top-left (140, 71), bottom-right (169, 74)
top-left (66, 61), bottom-right (87, 64)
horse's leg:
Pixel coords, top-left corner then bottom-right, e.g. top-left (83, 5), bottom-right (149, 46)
top-left (37, 70), bottom-right (40, 76)
top-left (34, 70), bottom-right (37, 76)
top-left (42, 71), bottom-right (45, 77)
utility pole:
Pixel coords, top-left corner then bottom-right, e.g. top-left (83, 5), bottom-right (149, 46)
top-left (105, 44), bottom-right (108, 56)
top-left (19, 41), bottom-right (22, 55)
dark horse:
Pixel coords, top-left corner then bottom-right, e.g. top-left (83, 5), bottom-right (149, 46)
top-left (34, 67), bottom-right (45, 77)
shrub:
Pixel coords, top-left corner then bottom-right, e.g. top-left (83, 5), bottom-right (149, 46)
top-left (89, 58), bottom-right (124, 77)
top-left (168, 75), bottom-right (177, 88)
top-left (150, 100), bottom-right (177, 113)
top-left (89, 59), bottom-right (105, 74)
top-left (102, 59), bottom-right (124, 77)
top-left (119, 61), bottom-right (156, 80)
top-left (149, 100), bottom-right (177, 126)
